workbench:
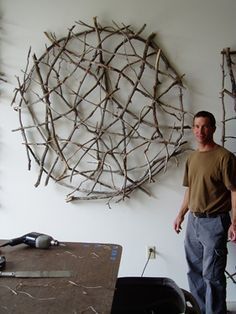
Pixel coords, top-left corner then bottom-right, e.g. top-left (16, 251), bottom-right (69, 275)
top-left (0, 241), bottom-right (122, 313)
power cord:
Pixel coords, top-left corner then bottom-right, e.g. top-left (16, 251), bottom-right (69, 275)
top-left (141, 248), bottom-right (153, 277)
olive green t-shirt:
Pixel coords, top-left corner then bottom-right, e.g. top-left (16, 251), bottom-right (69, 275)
top-left (183, 145), bottom-right (236, 214)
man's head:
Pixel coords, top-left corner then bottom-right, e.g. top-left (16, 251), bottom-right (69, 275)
top-left (192, 111), bottom-right (216, 145)
top-left (193, 111), bottom-right (216, 129)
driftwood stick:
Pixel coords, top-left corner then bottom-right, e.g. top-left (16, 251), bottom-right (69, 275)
top-left (224, 48), bottom-right (236, 110)
top-left (221, 47), bottom-right (236, 150)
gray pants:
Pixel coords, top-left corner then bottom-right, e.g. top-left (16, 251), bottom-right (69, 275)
top-left (184, 212), bottom-right (231, 314)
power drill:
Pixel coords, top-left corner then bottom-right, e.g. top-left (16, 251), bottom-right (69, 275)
top-left (0, 232), bottom-right (59, 249)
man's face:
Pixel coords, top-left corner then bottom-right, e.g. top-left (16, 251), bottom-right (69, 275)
top-left (192, 116), bottom-right (215, 145)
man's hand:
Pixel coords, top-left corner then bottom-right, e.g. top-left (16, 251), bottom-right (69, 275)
top-left (174, 214), bottom-right (184, 234)
top-left (228, 223), bottom-right (236, 242)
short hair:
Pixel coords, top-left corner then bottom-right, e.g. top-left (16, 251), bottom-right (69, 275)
top-left (193, 111), bottom-right (216, 128)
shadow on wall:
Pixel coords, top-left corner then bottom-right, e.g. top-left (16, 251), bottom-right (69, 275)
top-left (0, 7), bottom-right (7, 90)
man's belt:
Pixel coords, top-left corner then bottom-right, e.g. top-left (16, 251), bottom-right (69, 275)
top-left (192, 212), bottom-right (228, 218)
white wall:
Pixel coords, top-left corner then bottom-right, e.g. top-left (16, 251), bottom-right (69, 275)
top-left (1, 0), bottom-right (236, 301)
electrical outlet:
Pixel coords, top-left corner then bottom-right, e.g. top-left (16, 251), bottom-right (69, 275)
top-left (147, 246), bottom-right (156, 259)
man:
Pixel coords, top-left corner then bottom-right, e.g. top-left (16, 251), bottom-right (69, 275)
top-left (174, 111), bottom-right (236, 314)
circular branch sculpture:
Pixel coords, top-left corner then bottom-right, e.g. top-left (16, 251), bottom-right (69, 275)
top-left (12, 18), bottom-right (188, 206)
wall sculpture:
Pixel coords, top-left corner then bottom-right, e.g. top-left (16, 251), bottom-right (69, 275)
top-left (220, 47), bottom-right (236, 154)
top-left (12, 18), bottom-right (188, 206)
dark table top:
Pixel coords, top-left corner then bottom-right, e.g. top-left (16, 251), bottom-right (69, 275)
top-left (0, 240), bottom-right (122, 313)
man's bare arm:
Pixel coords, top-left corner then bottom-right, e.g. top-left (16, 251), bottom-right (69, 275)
top-left (174, 188), bottom-right (190, 234)
top-left (228, 190), bottom-right (236, 242)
